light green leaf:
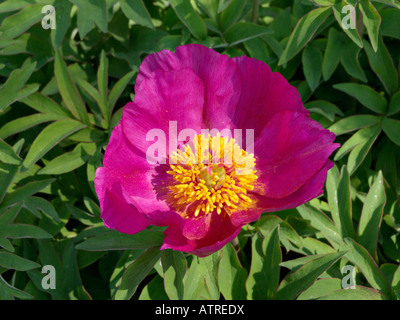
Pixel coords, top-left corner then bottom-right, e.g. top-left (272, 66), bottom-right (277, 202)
top-left (218, 243), bottom-right (247, 300)
top-left (275, 251), bottom-right (346, 300)
top-left (340, 38), bottom-right (367, 82)
top-left (279, 6), bottom-right (331, 65)
top-left (22, 119), bottom-right (86, 170)
top-left (344, 238), bottom-right (391, 298)
top-left (298, 278), bottom-right (342, 300)
top-left (115, 247), bottom-right (162, 300)
top-left (357, 171), bottom-right (386, 260)
top-left (318, 286), bottom-right (385, 300)
top-left (326, 166), bottom-right (355, 240)
top-left (328, 115), bottom-right (381, 136)
top-left (161, 250), bottom-right (186, 300)
top-left (246, 229), bottom-right (281, 300)
top-left (51, 0), bottom-right (72, 49)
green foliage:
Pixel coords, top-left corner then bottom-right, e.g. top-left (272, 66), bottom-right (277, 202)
top-left (0, 0), bottom-right (399, 301)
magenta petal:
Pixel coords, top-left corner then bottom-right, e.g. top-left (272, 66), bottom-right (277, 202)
top-left (95, 170), bottom-right (150, 234)
top-left (135, 44), bottom-right (241, 131)
top-left (122, 68), bottom-right (205, 155)
top-left (254, 111), bottom-right (339, 199)
top-left (232, 55), bottom-right (307, 138)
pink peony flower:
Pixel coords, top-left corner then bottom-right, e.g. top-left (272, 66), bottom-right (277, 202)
top-left (94, 44), bottom-right (339, 257)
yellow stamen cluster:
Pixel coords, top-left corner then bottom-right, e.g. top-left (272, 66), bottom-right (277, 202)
top-left (166, 133), bottom-right (258, 218)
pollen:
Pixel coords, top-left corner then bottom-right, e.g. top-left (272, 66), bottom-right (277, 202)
top-left (166, 133), bottom-right (258, 218)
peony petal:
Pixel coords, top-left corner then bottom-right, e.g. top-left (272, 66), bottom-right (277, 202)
top-left (122, 68), bottom-right (205, 156)
top-left (136, 44), bottom-right (241, 131)
top-left (253, 111), bottom-right (339, 199)
top-left (232, 55), bottom-right (308, 138)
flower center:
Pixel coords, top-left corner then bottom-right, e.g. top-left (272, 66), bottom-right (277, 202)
top-left (166, 133), bottom-right (258, 218)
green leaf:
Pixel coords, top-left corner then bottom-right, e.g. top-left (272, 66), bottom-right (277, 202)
top-left (388, 91), bottom-right (400, 116)
top-left (297, 204), bottom-right (343, 248)
top-left (0, 4), bottom-right (43, 39)
top-left (382, 118), bottom-right (400, 146)
top-left (62, 240), bottom-right (91, 300)
top-left (302, 46), bottom-right (322, 91)
top-left (380, 8), bottom-right (400, 39)
top-left (39, 142), bottom-right (97, 175)
top-left (108, 70), bottom-right (135, 116)
top-left (1, 179), bottom-right (54, 207)
top-left (219, 0), bottom-right (246, 30)
top-left (0, 224), bottom-right (53, 239)
top-left (224, 22), bottom-right (271, 46)
top-left (0, 275), bottom-right (33, 300)
top-left (246, 229), bottom-right (281, 300)
top-left (24, 196), bottom-right (60, 223)
top-left (344, 238), bottom-right (391, 298)
top-left (340, 38), bottom-right (367, 82)
top-left (169, 0), bottom-right (207, 40)
top-left (22, 119), bottom-right (86, 170)
top-left (20, 92), bottom-right (71, 117)
top-left (392, 265), bottom-right (400, 299)
top-left (0, 58), bottom-right (36, 112)
top-left (334, 124), bottom-right (381, 175)
top-left (0, 141), bottom-right (23, 204)
top-left (305, 100), bottom-right (343, 122)
top-left (119, 0), bottom-right (154, 29)
top-left (0, 138), bottom-right (22, 165)
top-left (275, 251), bottom-right (346, 300)
top-left (326, 166), bottom-right (355, 240)
top-left (297, 278), bottom-right (342, 300)
top-left (333, 83), bottom-right (387, 114)
top-left (359, 1), bottom-right (381, 52)
top-left (51, 0), bottom-right (72, 49)
top-left (333, 0), bottom-right (363, 48)
top-left (0, 251), bottom-right (40, 271)
top-left (161, 250), bottom-right (186, 300)
top-left (54, 50), bottom-right (89, 124)
top-left (357, 171), bottom-right (386, 260)
top-left (322, 28), bottom-right (345, 81)
top-left (328, 115), bottom-right (381, 136)
top-left (218, 243), bottom-right (247, 300)
top-left (97, 50), bottom-right (109, 122)
top-left (70, 0), bottom-right (107, 39)
top-left (0, 113), bottom-right (65, 140)
top-left (183, 256), bottom-right (207, 300)
top-left (279, 6), bottom-right (331, 65)
top-left (75, 230), bottom-right (164, 251)
top-left (318, 286), bottom-right (385, 300)
top-left (198, 252), bottom-right (221, 299)
top-left (115, 247), bottom-right (162, 300)
top-left (364, 37), bottom-right (399, 95)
